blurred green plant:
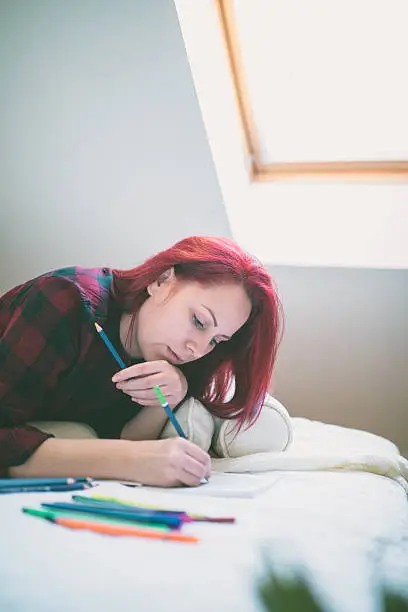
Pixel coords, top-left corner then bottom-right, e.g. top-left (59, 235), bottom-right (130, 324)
top-left (258, 571), bottom-right (408, 612)
top-left (258, 572), bottom-right (322, 612)
top-left (383, 591), bottom-right (408, 612)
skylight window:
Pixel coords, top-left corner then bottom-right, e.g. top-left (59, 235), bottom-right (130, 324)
top-left (218, 0), bottom-right (408, 181)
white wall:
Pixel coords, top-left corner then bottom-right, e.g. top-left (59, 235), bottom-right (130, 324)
top-left (0, 0), bottom-right (230, 293)
top-left (270, 264), bottom-right (408, 457)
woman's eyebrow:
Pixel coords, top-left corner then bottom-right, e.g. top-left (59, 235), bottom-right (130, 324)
top-left (201, 305), bottom-right (231, 339)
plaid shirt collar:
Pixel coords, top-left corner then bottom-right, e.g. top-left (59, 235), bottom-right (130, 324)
top-left (48, 266), bottom-right (113, 325)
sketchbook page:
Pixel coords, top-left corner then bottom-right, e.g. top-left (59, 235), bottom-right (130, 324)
top-left (99, 471), bottom-right (281, 499)
top-left (164, 471), bottom-right (281, 498)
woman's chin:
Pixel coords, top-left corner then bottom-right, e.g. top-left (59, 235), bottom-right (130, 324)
top-left (140, 345), bottom-right (173, 364)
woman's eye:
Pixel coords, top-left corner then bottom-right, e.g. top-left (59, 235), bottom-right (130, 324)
top-left (193, 314), bottom-right (205, 330)
top-left (210, 338), bottom-right (219, 348)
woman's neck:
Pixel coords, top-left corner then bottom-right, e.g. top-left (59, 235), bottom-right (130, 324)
top-left (119, 312), bottom-right (142, 359)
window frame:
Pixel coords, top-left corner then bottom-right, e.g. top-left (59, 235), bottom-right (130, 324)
top-left (217, 0), bottom-right (408, 182)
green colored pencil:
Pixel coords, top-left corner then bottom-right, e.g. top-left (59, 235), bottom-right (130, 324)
top-left (22, 507), bottom-right (171, 531)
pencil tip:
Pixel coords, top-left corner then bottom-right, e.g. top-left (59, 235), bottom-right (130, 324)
top-left (94, 322), bottom-right (102, 332)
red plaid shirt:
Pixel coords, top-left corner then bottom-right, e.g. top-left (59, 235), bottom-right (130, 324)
top-left (0, 267), bottom-right (142, 476)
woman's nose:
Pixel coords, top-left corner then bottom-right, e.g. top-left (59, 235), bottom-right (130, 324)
top-left (186, 343), bottom-right (196, 359)
top-left (186, 341), bottom-right (200, 359)
top-left (186, 335), bottom-right (209, 360)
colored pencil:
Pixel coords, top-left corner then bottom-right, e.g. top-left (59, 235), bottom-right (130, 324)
top-left (74, 494), bottom-right (235, 523)
top-left (0, 483), bottom-right (95, 495)
top-left (23, 508), bottom-right (198, 543)
top-left (0, 477), bottom-right (93, 488)
top-left (94, 322), bottom-right (127, 369)
top-left (22, 506), bottom-right (171, 531)
top-left (153, 385), bottom-right (187, 438)
top-left (41, 501), bottom-right (183, 528)
top-left (72, 495), bottom-right (190, 520)
top-left (94, 321), bottom-right (187, 439)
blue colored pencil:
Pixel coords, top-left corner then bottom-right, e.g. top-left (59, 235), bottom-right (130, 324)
top-left (153, 386), bottom-right (187, 438)
top-left (94, 321), bottom-right (187, 439)
top-left (72, 494), bottom-right (189, 518)
top-left (94, 322), bottom-right (127, 369)
top-left (41, 502), bottom-right (182, 528)
top-left (72, 494), bottom-right (233, 523)
top-left (0, 477), bottom-right (92, 488)
top-left (0, 482), bottom-right (93, 495)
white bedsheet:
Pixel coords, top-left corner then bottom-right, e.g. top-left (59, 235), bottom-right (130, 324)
top-left (1, 419), bottom-right (407, 612)
top-left (213, 418), bottom-right (408, 493)
top-left (1, 472), bottom-right (407, 612)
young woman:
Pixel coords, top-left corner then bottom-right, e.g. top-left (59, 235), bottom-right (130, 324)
top-left (0, 236), bottom-right (282, 486)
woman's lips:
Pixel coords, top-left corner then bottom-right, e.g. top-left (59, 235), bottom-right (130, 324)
top-left (168, 347), bottom-right (182, 363)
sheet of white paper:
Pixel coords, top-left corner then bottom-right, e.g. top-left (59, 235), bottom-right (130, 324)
top-left (135, 471), bottom-right (281, 499)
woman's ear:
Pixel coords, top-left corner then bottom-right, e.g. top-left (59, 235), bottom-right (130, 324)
top-left (147, 267), bottom-right (175, 296)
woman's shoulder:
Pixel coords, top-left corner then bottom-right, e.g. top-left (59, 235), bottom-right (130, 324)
top-left (1, 267), bottom-right (113, 322)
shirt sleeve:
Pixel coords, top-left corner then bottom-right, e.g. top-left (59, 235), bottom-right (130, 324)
top-left (0, 275), bottom-right (88, 475)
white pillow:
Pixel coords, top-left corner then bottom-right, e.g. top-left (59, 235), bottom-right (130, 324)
top-left (27, 421), bottom-right (98, 439)
top-left (160, 393), bottom-right (293, 458)
top-left (160, 396), bottom-right (215, 452)
top-left (212, 394), bottom-right (293, 458)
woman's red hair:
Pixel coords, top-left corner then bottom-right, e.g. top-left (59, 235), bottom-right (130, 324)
top-left (112, 236), bottom-right (283, 430)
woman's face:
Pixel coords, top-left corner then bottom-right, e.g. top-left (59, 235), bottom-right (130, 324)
top-left (124, 269), bottom-right (252, 364)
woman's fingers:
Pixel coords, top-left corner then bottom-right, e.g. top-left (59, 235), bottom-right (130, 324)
top-left (116, 372), bottom-right (165, 394)
top-left (114, 360), bottom-right (188, 408)
top-left (112, 360), bottom-right (169, 383)
top-left (184, 441), bottom-right (212, 476)
top-left (130, 390), bottom-right (174, 405)
top-left (126, 438), bottom-right (211, 487)
top-left (118, 377), bottom-right (176, 404)
top-left (170, 440), bottom-right (211, 486)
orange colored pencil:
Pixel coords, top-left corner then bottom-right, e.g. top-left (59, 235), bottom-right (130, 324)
top-left (54, 516), bottom-right (199, 543)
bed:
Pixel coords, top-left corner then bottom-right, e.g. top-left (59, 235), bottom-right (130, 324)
top-left (1, 417), bottom-right (407, 612)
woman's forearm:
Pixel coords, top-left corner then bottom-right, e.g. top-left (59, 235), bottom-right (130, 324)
top-left (8, 437), bottom-right (134, 480)
top-left (7, 435), bottom-right (212, 488)
top-left (121, 405), bottom-right (170, 441)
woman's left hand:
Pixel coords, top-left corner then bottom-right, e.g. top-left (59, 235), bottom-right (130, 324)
top-left (112, 361), bottom-right (188, 408)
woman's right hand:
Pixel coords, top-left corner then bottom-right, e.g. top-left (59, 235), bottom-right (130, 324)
top-left (125, 437), bottom-right (212, 487)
